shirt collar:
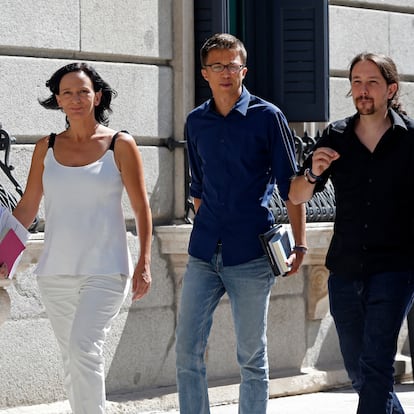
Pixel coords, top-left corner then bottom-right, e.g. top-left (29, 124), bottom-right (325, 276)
top-left (349, 108), bottom-right (408, 131)
top-left (388, 108), bottom-right (408, 131)
top-left (203, 86), bottom-right (251, 116)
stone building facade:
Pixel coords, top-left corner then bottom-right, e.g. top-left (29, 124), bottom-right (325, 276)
top-left (0, 0), bottom-right (413, 409)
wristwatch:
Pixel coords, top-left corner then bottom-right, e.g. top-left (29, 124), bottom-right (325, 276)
top-left (304, 168), bottom-right (321, 184)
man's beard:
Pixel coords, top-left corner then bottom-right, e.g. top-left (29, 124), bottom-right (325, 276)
top-left (355, 96), bottom-right (375, 115)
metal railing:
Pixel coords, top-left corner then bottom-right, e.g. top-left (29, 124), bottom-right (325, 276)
top-left (176, 130), bottom-right (336, 224)
top-left (0, 123), bottom-right (38, 232)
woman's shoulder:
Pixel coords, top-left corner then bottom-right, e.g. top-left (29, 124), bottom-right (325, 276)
top-left (35, 135), bottom-right (54, 153)
top-left (113, 130), bottom-right (133, 141)
top-left (111, 130), bottom-right (135, 149)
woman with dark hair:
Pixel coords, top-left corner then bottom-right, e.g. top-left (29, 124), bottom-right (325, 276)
top-left (12, 62), bottom-right (152, 414)
top-left (39, 62), bottom-right (116, 126)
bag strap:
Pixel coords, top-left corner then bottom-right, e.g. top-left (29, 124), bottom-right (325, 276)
top-left (48, 133), bottom-right (56, 148)
top-left (109, 130), bottom-right (129, 151)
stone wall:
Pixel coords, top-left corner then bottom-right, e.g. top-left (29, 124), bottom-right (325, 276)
top-left (0, 0), bottom-right (413, 409)
top-left (329, 0), bottom-right (414, 121)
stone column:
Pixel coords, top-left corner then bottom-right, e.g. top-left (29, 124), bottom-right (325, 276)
top-left (155, 224), bottom-right (191, 283)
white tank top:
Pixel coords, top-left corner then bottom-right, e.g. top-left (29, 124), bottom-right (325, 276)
top-left (36, 134), bottom-right (132, 277)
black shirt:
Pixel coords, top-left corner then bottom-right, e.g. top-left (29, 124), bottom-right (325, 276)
top-left (303, 109), bottom-right (414, 279)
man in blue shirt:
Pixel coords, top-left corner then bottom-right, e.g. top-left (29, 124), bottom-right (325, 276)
top-left (289, 53), bottom-right (414, 414)
top-left (175, 33), bottom-right (306, 414)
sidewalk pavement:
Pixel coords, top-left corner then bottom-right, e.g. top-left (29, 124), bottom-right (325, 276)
top-left (154, 382), bottom-right (414, 414)
top-left (1, 381), bottom-right (413, 413)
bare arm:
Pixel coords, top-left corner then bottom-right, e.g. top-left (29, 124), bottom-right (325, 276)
top-left (193, 197), bottom-right (201, 213)
top-left (285, 199), bottom-right (306, 275)
top-left (288, 175), bottom-right (316, 205)
top-left (289, 147), bottom-right (340, 205)
top-left (13, 137), bottom-right (48, 228)
top-left (115, 133), bottom-right (152, 301)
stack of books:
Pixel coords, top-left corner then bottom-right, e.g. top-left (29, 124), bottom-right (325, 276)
top-left (259, 224), bottom-right (294, 277)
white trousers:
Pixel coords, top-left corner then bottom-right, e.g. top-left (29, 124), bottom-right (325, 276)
top-left (37, 274), bottom-right (130, 414)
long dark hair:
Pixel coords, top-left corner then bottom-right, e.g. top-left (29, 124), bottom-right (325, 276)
top-left (39, 62), bottom-right (117, 126)
top-left (348, 52), bottom-right (405, 115)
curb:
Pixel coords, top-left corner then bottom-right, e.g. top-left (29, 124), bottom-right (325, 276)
top-left (0, 369), bottom-right (350, 413)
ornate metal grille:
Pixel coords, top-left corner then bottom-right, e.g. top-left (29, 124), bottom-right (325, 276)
top-left (182, 130), bottom-right (336, 224)
top-left (0, 124), bottom-right (38, 232)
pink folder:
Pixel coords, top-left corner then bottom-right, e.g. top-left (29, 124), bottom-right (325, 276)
top-left (0, 229), bottom-right (26, 275)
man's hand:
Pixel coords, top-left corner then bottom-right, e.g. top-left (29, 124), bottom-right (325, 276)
top-left (311, 147), bottom-right (340, 176)
top-left (286, 249), bottom-right (306, 276)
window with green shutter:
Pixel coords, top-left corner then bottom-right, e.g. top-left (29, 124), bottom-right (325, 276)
top-left (194, 0), bottom-right (329, 122)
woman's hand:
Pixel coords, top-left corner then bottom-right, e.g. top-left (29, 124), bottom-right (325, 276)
top-left (132, 265), bottom-right (152, 301)
top-left (0, 263), bottom-right (9, 279)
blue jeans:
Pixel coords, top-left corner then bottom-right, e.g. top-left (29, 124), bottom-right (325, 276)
top-left (329, 271), bottom-right (414, 414)
top-left (175, 251), bottom-right (275, 414)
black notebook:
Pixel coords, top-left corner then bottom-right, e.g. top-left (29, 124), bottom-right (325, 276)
top-left (259, 224), bottom-right (294, 276)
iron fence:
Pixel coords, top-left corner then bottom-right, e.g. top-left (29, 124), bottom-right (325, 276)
top-left (179, 130), bottom-right (336, 224)
top-left (0, 124), bottom-right (38, 232)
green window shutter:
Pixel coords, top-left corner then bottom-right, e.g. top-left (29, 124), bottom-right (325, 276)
top-left (193, 0), bottom-right (329, 122)
top-left (241, 0), bottom-right (329, 121)
top-left (194, 0), bottom-right (230, 107)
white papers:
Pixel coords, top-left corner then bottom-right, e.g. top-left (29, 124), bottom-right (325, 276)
top-left (0, 206), bottom-right (29, 279)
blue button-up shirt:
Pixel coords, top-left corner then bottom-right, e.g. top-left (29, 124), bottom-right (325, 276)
top-left (186, 87), bottom-right (297, 265)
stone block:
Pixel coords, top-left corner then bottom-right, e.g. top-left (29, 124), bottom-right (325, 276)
top-left (126, 234), bottom-right (174, 309)
top-left (351, 0), bottom-right (414, 8)
top-left (203, 294), bottom-right (307, 381)
top-left (204, 299), bottom-right (238, 379)
top-left (0, 57), bottom-right (64, 136)
top-left (274, 270), bottom-right (305, 296)
top-left (0, 318), bottom-right (66, 407)
top-left (390, 13), bottom-right (414, 75)
top-left (97, 64), bottom-right (173, 139)
top-left (329, 77), bottom-right (356, 121)
top-left (268, 296), bottom-right (307, 375)
top-left (0, 57), bottom-right (173, 140)
top-left (133, 147), bottom-right (174, 222)
top-left (330, 78), bottom-right (414, 124)
top-left (329, 6), bottom-right (389, 71)
top-left (400, 82), bottom-right (414, 117)
top-left (80, 0), bottom-right (172, 59)
top-left (0, 1), bottom-right (79, 51)
top-left (303, 314), bottom-right (343, 370)
top-left (105, 306), bottom-right (177, 393)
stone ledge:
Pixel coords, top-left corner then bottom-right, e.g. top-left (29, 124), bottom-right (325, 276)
top-left (155, 222), bottom-right (334, 267)
top-left (155, 223), bottom-right (335, 320)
